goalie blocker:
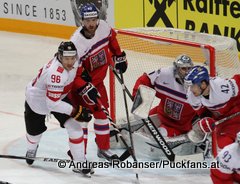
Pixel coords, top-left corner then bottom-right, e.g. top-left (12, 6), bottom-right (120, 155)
top-left (131, 85), bottom-right (156, 119)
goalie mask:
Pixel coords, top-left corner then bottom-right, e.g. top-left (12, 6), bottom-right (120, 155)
top-left (173, 54), bottom-right (194, 85)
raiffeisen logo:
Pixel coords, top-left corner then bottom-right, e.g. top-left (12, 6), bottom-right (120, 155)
top-left (183, 0), bottom-right (240, 18)
top-left (182, 0), bottom-right (240, 51)
top-left (147, 0), bottom-right (175, 27)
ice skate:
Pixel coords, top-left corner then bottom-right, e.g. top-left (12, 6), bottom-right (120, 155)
top-left (67, 150), bottom-right (95, 175)
top-left (72, 160), bottom-right (94, 178)
top-left (25, 145), bottom-right (38, 165)
top-left (72, 167), bottom-right (92, 178)
top-left (97, 149), bottom-right (119, 162)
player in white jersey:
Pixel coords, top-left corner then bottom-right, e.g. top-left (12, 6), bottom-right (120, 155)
top-left (184, 66), bottom-right (240, 152)
top-left (211, 132), bottom-right (240, 184)
top-left (24, 41), bottom-right (93, 175)
top-left (69, 3), bottom-right (127, 161)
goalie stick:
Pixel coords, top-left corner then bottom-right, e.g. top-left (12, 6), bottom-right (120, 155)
top-left (110, 118), bottom-right (190, 149)
top-left (149, 111), bottom-right (240, 150)
top-left (144, 111), bottom-right (240, 151)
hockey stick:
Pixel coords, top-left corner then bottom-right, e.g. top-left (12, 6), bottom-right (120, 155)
top-left (0, 181), bottom-right (12, 184)
top-left (0, 154), bottom-right (72, 163)
top-left (96, 99), bottom-right (137, 162)
top-left (119, 72), bottom-right (139, 180)
top-left (97, 100), bottom-right (140, 182)
top-left (0, 152), bottom-right (131, 166)
top-left (214, 111), bottom-right (240, 126)
top-left (111, 68), bottom-right (175, 161)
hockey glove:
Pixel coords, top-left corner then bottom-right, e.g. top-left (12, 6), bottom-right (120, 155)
top-left (113, 51), bottom-right (128, 73)
top-left (71, 105), bottom-right (92, 122)
top-left (197, 117), bottom-right (215, 133)
top-left (78, 83), bottom-right (100, 106)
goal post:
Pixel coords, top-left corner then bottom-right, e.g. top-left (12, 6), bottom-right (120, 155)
top-left (109, 27), bottom-right (240, 157)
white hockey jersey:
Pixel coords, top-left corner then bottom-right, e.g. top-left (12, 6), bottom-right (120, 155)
top-left (70, 19), bottom-right (112, 63)
top-left (25, 57), bottom-right (78, 115)
top-left (186, 76), bottom-right (239, 119)
top-left (70, 19), bottom-right (122, 89)
top-left (143, 66), bottom-right (196, 132)
top-left (216, 142), bottom-right (240, 175)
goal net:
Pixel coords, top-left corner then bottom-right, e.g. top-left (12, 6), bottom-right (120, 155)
top-left (108, 27), bottom-right (240, 157)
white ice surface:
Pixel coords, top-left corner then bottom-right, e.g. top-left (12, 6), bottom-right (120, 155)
top-left (0, 31), bottom-right (212, 184)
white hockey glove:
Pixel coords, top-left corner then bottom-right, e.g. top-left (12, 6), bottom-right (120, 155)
top-left (113, 51), bottom-right (128, 73)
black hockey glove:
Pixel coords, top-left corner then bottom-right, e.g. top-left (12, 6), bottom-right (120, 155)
top-left (113, 51), bottom-right (128, 74)
top-left (78, 82), bottom-right (100, 106)
top-left (71, 105), bottom-right (92, 122)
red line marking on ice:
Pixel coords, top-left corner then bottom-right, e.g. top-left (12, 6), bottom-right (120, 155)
top-left (0, 110), bottom-right (23, 117)
top-left (0, 110), bottom-right (59, 125)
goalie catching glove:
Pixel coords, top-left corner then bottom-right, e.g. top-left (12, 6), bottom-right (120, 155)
top-left (70, 105), bottom-right (92, 122)
top-left (113, 51), bottom-right (128, 73)
top-left (78, 82), bottom-right (100, 106)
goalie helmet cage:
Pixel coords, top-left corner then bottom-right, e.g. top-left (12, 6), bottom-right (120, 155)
top-left (108, 27), bottom-right (240, 157)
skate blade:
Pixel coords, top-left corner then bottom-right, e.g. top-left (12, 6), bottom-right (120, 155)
top-left (72, 169), bottom-right (92, 178)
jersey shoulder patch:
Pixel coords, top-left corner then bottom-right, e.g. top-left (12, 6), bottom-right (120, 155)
top-left (57, 66), bottom-right (64, 73)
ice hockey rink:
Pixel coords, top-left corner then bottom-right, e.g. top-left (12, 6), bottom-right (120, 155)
top-left (0, 31), bottom-right (212, 184)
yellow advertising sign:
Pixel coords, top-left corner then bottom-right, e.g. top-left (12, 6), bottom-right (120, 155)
top-left (178, 0), bottom-right (240, 53)
top-left (114, 0), bottom-right (239, 54)
top-left (144, 0), bottom-right (177, 28)
top-left (114, 0), bottom-right (144, 28)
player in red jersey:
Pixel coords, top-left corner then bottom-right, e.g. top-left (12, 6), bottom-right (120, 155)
top-left (69, 3), bottom-right (127, 161)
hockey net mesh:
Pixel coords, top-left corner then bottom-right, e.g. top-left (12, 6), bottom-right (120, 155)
top-left (109, 28), bottom-right (240, 122)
